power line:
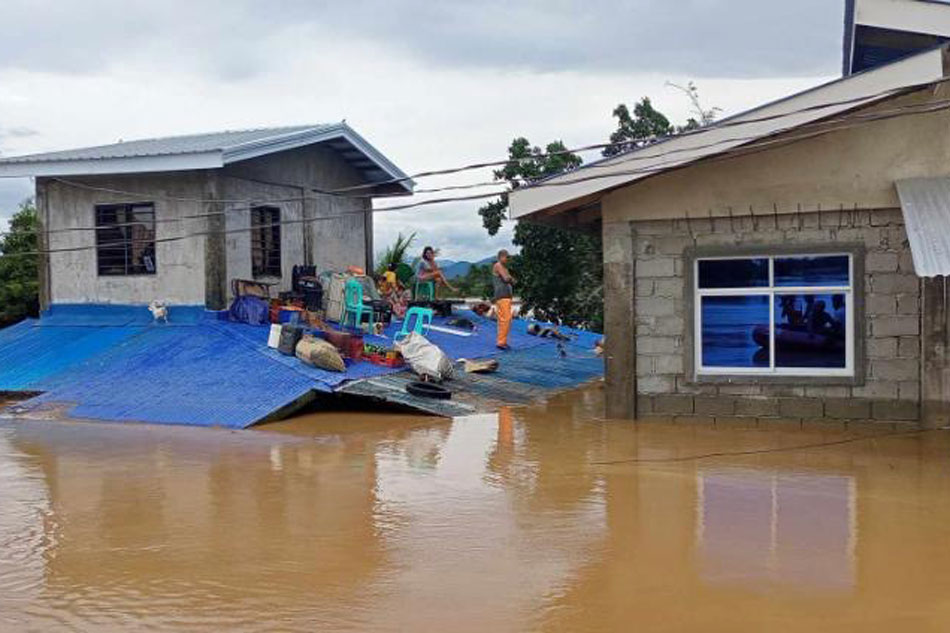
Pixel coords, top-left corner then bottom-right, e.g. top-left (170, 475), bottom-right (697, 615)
top-left (7, 74), bottom-right (939, 212)
top-left (1, 89), bottom-right (948, 251)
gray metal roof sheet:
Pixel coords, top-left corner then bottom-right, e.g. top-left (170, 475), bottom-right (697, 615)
top-left (0, 123), bottom-right (413, 192)
top-left (0, 124), bottom-right (337, 164)
top-left (896, 177), bottom-right (950, 277)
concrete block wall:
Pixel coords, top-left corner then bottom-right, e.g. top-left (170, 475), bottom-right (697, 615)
top-left (633, 208), bottom-right (921, 423)
top-left (38, 173), bottom-right (211, 306)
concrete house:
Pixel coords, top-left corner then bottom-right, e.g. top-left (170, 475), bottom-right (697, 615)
top-left (510, 0), bottom-right (950, 427)
top-left (0, 123), bottom-right (411, 309)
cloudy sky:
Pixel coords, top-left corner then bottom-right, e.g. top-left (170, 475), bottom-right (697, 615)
top-left (0, 0), bottom-right (844, 261)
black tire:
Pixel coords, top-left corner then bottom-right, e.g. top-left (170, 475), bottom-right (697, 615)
top-left (406, 381), bottom-right (452, 400)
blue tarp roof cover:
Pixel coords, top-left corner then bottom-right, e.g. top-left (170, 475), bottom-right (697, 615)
top-left (0, 304), bottom-right (603, 429)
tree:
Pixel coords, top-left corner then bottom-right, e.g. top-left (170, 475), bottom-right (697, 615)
top-left (477, 138), bottom-right (601, 330)
top-left (602, 97), bottom-right (673, 157)
top-left (454, 263), bottom-right (493, 300)
top-left (666, 81), bottom-right (722, 131)
top-left (476, 86), bottom-right (717, 333)
top-left (375, 231), bottom-right (416, 276)
top-left (0, 200), bottom-right (39, 327)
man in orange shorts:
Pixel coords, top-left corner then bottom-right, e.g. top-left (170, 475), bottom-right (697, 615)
top-left (492, 249), bottom-right (516, 350)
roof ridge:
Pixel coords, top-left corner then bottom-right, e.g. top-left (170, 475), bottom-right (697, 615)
top-left (55, 123), bottom-right (337, 150)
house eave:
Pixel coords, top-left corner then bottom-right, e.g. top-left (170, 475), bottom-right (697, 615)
top-left (0, 151), bottom-right (224, 178)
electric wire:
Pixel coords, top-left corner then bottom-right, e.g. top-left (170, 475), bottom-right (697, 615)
top-left (1, 88), bottom-right (949, 254)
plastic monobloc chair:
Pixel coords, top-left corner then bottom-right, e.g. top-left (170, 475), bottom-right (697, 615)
top-left (342, 278), bottom-right (374, 330)
top-left (395, 307), bottom-right (434, 341)
top-left (414, 280), bottom-right (435, 301)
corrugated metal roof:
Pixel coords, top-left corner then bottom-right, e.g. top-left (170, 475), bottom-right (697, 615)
top-left (0, 124), bottom-right (333, 164)
top-left (510, 45), bottom-right (947, 220)
top-left (0, 123), bottom-right (413, 191)
top-left (896, 177), bottom-right (950, 277)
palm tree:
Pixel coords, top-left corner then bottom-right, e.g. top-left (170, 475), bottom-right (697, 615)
top-left (375, 232), bottom-right (417, 276)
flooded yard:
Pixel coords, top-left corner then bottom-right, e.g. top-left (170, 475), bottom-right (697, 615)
top-left (2, 387), bottom-right (950, 631)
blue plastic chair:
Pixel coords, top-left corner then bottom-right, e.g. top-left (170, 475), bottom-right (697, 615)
top-left (395, 306), bottom-right (434, 341)
top-left (342, 279), bottom-right (374, 330)
top-left (414, 280), bottom-right (435, 300)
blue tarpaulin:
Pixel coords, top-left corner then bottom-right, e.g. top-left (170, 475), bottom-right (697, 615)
top-left (0, 304), bottom-right (603, 428)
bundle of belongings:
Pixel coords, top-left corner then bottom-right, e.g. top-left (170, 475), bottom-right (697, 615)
top-left (228, 279), bottom-right (272, 325)
top-left (295, 334), bottom-right (346, 372)
top-left (395, 332), bottom-right (454, 382)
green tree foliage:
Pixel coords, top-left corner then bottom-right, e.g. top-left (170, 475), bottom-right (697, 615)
top-left (375, 231), bottom-right (416, 276)
top-left (476, 87), bottom-right (716, 333)
top-left (602, 97), bottom-right (673, 157)
top-left (477, 138), bottom-right (601, 330)
top-left (0, 200), bottom-right (40, 327)
top-left (454, 263), bottom-right (493, 300)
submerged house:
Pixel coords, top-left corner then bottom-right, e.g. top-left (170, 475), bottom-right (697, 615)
top-left (509, 0), bottom-right (950, 427)
top-left (0, 123), bottom-right (412, 309)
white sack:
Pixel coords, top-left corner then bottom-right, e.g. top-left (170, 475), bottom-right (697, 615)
top-left (395, 332), bottom-right (455, 382)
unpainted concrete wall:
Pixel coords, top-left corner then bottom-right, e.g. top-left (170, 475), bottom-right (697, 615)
top-left (223, 145), bottom-right (373, 276)
top-left (219, 177), bottom-right (304, 296)
top-left (39, 174), bottom-right (211, 305)
top-left (630, 208), bottom-right (920, 423)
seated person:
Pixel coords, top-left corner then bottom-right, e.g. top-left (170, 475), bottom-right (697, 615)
top-left (378, 264), bottom-right (410, 319)
top-left (417, 246), bottom-right (458, 294)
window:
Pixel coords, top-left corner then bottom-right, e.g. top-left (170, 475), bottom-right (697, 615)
top-left (694, 254), bottom-right (853, 377)
top-left (251, 206), bottom-right (281, 278)
top-left (95, 203), bottom-right (156, 276)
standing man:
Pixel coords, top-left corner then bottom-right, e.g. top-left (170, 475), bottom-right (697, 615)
top-left (493, 249), bottom-right (515, 350)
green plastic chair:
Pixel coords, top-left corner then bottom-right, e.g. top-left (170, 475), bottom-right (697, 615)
top-left (342, 278), bottom-right (374, 330)
top-left (414, 280), bottom-right (435, 300)
top-left (394, 306), bottom-right (434, 342)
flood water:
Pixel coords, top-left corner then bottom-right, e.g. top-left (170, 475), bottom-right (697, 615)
top-left (2, 388), bottom-right (950, 631)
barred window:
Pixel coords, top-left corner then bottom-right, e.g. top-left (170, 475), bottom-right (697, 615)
top-left (95, 203), bottom-right (156, 276)
top-left (251, 206), bottom-right (281, 278)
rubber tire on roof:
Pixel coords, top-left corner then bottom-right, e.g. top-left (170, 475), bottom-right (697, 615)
top-left (406, 381), bottom-right (452, 400)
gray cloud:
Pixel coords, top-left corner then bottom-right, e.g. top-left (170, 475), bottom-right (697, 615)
top-left (0, 1), bottom-right (844, 79)
top-left (0, 126), bottom-right (37, 140)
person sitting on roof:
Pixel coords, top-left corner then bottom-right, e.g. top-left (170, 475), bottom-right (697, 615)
top-left (417, 246), bottom-right (457, 294)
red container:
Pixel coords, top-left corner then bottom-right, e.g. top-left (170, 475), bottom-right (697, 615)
top-left (324, 329), bottom-right (363, 360)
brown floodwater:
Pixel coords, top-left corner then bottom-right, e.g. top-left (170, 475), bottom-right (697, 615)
top-left (2, 387), bottom-right (950, 631)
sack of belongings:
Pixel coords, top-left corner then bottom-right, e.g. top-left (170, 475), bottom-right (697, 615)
top-left (395, 332), bottom-right (454, 382)
top-left (296, 335), bottom-right (346, 372)
top-left (229, 295), bottom-right (269, 325)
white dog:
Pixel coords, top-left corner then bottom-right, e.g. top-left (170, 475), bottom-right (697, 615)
top-left (148, 300), bottom-right (169, 323)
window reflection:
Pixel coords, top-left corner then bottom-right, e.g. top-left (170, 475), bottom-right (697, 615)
top-left (701, 296), bottom-right (770, 368)
top-left (698, 470), bottom-right (855, 591)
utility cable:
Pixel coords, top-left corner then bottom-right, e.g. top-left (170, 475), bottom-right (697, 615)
top-left (1, 92), bottom-right (949, 251)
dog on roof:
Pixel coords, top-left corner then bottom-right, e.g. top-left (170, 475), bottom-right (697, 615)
top-left (148, 300), bottom-right (169, 324)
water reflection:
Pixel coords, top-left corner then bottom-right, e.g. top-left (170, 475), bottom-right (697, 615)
top-left (1, 391), bottom-right (950, 631)
top-left (697, 469), bottom-right (855, 591)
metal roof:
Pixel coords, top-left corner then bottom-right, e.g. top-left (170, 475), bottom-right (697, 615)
top-left (0, 122), bottom-right (413, 192)
top-left (509, 45), bottom-right (947, 220)
top-left (896, 177), bottom-right (950, 277)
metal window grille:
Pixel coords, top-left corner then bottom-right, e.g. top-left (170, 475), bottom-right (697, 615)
top-left (95, 203), bottom-right (156, 276)
top-left (251, 206), bottom-right (281, 278)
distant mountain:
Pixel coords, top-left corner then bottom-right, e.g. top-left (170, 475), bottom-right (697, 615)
top-left (441, 256), bottom-right (495, 280)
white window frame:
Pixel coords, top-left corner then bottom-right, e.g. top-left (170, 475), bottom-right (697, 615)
top-left (694, 253), bottom-right (854, 378)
